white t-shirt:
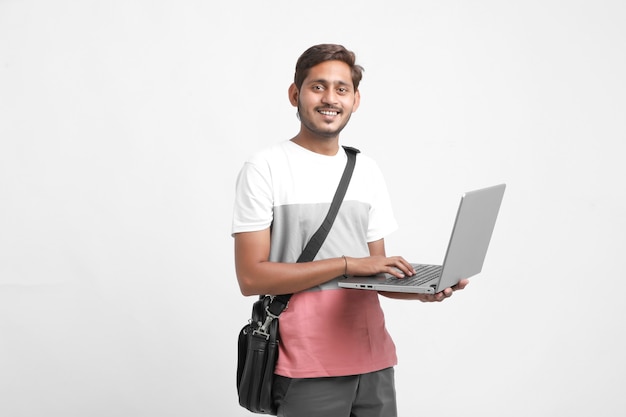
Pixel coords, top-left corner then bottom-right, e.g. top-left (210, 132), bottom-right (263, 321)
top-left (232, 140), bottom-right (399, 377)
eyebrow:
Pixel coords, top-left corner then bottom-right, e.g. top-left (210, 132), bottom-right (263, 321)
top-left (308, 78), bottom-right (352, 87)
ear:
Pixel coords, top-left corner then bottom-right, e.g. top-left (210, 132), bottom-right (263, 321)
top-left (352, 89), bottom-right (361, 113)
top-left (288, 83), bottom-right (299, 107)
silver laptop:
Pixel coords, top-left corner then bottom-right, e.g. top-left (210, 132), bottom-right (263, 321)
top-left (338, 184), bottom-right (506, 294)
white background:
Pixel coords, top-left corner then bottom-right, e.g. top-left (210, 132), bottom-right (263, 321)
top-left (1, 1), bottom-right (625, 416)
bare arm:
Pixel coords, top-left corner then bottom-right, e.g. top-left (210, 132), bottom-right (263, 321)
top-left (234, 231), bottom-right (415, 296)
top-left (234, 228), bottom-right (345, 296)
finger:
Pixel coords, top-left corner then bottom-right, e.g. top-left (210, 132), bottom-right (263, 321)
top-left (385, 266), bottom-right (406, 278)
top-left (432, 289), bottom-right (450, 301)
top-left (451, 279), bottom-right (469, 291)
top-left (427, 292), bottom-right (444, 302)
top-left (384, 257), bottom-right (414, 278)
top-left (418, 290), bottom-right (448, 303)
top-left (401, 259), bottom-right (416, 275)
top-left (392, 257), bottom-right (415, 276)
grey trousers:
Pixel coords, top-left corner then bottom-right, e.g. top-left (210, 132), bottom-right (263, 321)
top-left (272, 367), bottom-right (397, 417)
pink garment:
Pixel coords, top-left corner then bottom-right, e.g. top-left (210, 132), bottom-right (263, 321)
top-left (274, 287), bottom-right (397, 378)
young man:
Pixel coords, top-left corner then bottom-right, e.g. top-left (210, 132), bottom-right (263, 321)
top-left (232, 44), bottom-right (468, 417)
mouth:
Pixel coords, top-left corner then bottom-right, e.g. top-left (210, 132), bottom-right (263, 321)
top-left (317, 108), bottom-right (340, 117)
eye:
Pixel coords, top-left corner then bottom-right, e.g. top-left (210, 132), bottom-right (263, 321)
top-left (312, 84), bottom-right (325, 91)
top-left (337, 87), bottom-right (349, 94)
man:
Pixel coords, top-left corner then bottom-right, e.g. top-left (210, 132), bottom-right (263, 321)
top-left (232, 44), bottom-right (468, 417)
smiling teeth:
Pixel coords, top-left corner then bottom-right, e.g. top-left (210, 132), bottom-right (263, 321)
top-left (320, 110), bottom-right (338, 116)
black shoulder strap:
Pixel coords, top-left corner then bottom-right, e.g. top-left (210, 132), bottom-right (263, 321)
top-left (267, 146), bottom-right (360, 316)
top-left (297, 146), bottom-right (359, 263)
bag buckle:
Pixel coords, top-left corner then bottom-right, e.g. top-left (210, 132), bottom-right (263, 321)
top-left (253, 306), bottom-right (279, 340)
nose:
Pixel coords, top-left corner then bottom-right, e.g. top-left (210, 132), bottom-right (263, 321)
top-left (321, 89), bottom-right (338, 105)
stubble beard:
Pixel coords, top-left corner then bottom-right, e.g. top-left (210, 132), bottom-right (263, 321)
top-left (297, 102), bottom-right (352, 140)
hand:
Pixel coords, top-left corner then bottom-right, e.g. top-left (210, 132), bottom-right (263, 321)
top-left (423, 278), bottom-right (469, 302)
top-left (345, 255), bottom-right (415, 278)
top-left (379, 278), bottom-right (470, 302)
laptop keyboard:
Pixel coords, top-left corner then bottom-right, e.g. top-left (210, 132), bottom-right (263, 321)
top-left (384, 264), bottom-right (442, 286)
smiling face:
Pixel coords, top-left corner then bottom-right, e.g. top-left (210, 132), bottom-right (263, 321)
top-left (289, 60), bottom-right (360, 142)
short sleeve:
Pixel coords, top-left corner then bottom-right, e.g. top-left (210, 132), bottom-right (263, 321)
top-left (365, 161), bottom-right (398, 242)
top-left (231, 160), bottom-right (274, 235)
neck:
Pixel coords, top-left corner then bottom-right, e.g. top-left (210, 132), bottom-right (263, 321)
top-left (290, 131), bottom-right (340, 156)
